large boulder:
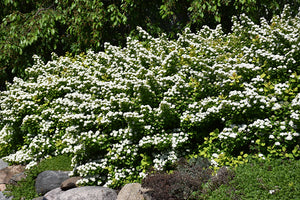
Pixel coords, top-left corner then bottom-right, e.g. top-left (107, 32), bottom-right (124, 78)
top-left (35, 171), bottom-right (70, 195)
top-left (43, 188), bottom-right (65, 200)
top-left (117, 183), bottom-right (151, 200)
top-left (44, 186), bottom-right (117, 200)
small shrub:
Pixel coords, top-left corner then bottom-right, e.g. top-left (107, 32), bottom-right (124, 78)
top-left (208, 166), bottom-right (235, 191)
top-left (142, 157), bottom-right (213, 200)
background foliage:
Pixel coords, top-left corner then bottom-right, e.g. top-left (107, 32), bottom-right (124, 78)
top-left (1, 0), bottom-right (299, 90)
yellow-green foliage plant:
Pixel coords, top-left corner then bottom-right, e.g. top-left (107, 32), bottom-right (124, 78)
top-left (0, 5), bottom-right (299, 188)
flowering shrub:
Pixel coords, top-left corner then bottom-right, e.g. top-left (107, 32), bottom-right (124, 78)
top-left (0, 5), bottom-right (299, 188)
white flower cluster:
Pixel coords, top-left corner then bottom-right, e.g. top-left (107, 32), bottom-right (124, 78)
top-left (153, 151), bottom-right (178, 171)
top-left (2, 149), bottom-right (32, 164)
top-left (0, 125), bottom-right (12, 145)
top-left (0, 6), bottom-right (299, 186)
top-left (219, 124), bottom-right (248, 139)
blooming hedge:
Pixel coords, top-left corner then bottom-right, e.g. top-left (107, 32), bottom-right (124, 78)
top-left (0, 5), bottom-right (299, 188)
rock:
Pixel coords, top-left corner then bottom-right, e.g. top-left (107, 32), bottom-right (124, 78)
top-left (32, 197), bottom-right (44, 200)
top-left (0, 184), bottom-right (6, 192)
top-left (35, 171), bottom-right (70, 195)
top-left (60, 177), bottom-right (82, 191)
top-left (44, 188), bottom-right (64, 200)
top-left (0, 160), bottom-right (8, 171)
top-left (0, 165), bottom-right (25, 191)
top-left (44, 186), bottom-right (117, 200)
top-left (0, 191), bottom-right (13, 200)
top-left (8, 172), bottom-right (26, 185)
top-left (117, 183), bottom-right (152, 200)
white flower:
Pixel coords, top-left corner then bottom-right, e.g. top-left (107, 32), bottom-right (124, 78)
top-left (269, 189), bottom-right (275, 194)
top-left (25, 161), bottom-right (38, 170)
top-left (139, 172), bottom-right (147, 179)
top-left (272, 103), bottom-right (281, 110)
top-left (291, 112), bottom-right (299, 120)
top-left (286, 135), bottom-right (293, 140)
top-left (258, 153), bottom-right (265, 159)
top-left (292, 132), bottom-right (299, 137)
top-left (211, 159), bottom-right (218, 166)
top-left (212, 153), bottom-right (219, 158)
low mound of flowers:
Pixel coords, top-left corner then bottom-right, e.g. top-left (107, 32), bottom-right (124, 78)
top-left (0, 6), bottom-right (299, 188)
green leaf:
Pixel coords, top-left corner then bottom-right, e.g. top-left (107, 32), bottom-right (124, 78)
top-left (215, 15), bottom-right (221, 22)
top-left (260, 73), bottom-right (266, 78)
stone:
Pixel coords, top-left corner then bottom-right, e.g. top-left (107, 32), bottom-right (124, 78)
top-left (0, 191), bottom-right (13, 200)
top-left (0, 160), bottom-right (8, 171)
top-left (35, 171), bottom-right (70, 195)
top-left (60, 177), bottom-right (82, 191)
top-left (0, 165), bottom-right (25, 191)
top-left (43, 188), bottom-right (64, 200)
top-left (32, 197), bottom-right (44, 200)
top-left (0, 184), bottom-right (6, 192)
top-left (44, 186), bottom-right (117, 200)
top-left (8, 172), bottom-right (26, 185)
top-left (117, 183), bottom-right (152, 200)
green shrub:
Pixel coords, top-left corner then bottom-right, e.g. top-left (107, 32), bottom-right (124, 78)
top-left (0, 6), bottom-right (299, 188)
top-left (2, 1), bottom-right (299, 90)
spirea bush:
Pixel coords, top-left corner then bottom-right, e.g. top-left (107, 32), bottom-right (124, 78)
top-left (0, 5), bottom-right (299, 188)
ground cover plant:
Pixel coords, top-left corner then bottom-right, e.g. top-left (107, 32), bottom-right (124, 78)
top-left (203, 158), bottom-right (300, 200)
top-left (0, 5), bottom-right (299, 190)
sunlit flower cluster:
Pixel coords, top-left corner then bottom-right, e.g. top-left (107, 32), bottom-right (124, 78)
top-left (0, 5), bottom-right (299, 187)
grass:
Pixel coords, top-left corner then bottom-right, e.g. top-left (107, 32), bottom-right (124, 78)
top-left (3, 156), bottom-right (300, 200)
top-left (203, 158), bottom-right (300, 200)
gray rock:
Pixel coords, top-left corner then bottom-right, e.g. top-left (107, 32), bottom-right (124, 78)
top-left (32, 197), bottom-right (44, 200)
top-left (117, 183), bottom-right (152, 200)
top-left (0, 191), bottom-right (13, 200)
top-left (44, 188), bottom-right (64, 200)
top-left (0, 160), bottom-right (8, 171)
top-left (35, 171), bottom-right (70, 195)
top-left (45, 186), bottom-right (117, 200)
top-left (8, 172), bottom-right (26, 185)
